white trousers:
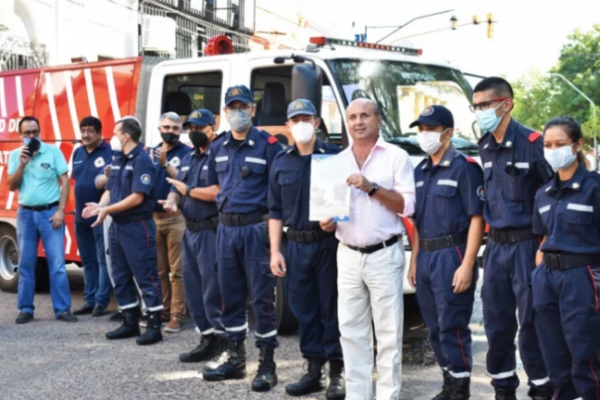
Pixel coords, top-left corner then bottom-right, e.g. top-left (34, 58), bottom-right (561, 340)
top-left (337, 242), bottom-right (405, 400)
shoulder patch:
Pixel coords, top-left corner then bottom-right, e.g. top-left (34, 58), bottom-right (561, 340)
top-left (528, 132), bottom-right (541, 142)
top-left (465, 157), bottom-right (477, 164)
top-left (268, 135), bottom-right (278, 145)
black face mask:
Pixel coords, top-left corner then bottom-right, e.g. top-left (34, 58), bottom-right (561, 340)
top-left (161, 132), bottom-right (180, 146)
top-left (190, 131), bottom-right (209, 149)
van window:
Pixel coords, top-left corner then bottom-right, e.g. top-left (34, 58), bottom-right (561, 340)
top-left (163, 71), bottom-right (223, 129)
top-left (251, 65), bottom-right (343, 146)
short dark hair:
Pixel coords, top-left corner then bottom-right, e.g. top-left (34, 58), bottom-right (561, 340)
top-left (116, 119), bottom-right (142, 143)
top-left (473, 77), bottom-right (514, 98)
top-left (544, 116), bottom-right (586, 166)
top-left (79, 116), bottom-right (102, 132)
top-left (18, 116), bottom-right (40, 132)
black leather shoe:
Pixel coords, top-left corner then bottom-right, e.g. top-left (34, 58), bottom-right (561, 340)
top-left (92, 305), bottom-right (108, 317)
top-left (203, 339), bottom-right (247, 381)
top-left (58, 311), bottom-right (78, 322)
top-left (136, 311), bottom-right (163, 346)
top-left (431, 370), bottom-right (452, 400)
top-left (495, 387), bottom-right (517, 400)
top-left (450, 376), bottom-right (470, 400)
top-left (252, 347), bottom-right (277, 392)
top-left (179, 334), bottom-right (219, 363)
top-left (73, 304), bottom-right (94, 316)
top-left (528, 386), bottom-right (553, 400)
top-left (285, 358), bottom-right (326, 396)
top-left (326, 359), bottom-right (346, 400)
top-left (16, 312), bottom-right (33, 324)
top-left (106, 308), bottom-right (141, 339)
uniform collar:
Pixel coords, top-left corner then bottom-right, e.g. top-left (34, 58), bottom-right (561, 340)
top-left (167, 141), bottom-right (187, 154)
top-left (223, 126), bottom-right (260, 148)
top-left (86, 140), bottom-right (108, 154)
top-left (424, 143), bottom-right (456, 170)
top-left (126, 143), bottom-right (144, 159)
top-left (480, 118), bottom-right (517, 150)
top-left (288, 138), bottom-right (327, 155)
top-left (548, 163), bottom-right (587, 194)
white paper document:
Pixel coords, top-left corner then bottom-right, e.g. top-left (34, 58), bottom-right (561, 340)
top-left (309, 153), bottom-right (351, 222)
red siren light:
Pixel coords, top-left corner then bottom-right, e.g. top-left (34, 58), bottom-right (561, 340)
top-left (204, 35), bottom-right (234, 56)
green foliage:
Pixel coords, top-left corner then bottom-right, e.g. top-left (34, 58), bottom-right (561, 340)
top-left (513, 25), bottom-right (600, 144)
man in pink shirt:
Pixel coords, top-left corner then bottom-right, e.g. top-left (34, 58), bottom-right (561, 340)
top-left (321, 98), bottom-right (415, 400)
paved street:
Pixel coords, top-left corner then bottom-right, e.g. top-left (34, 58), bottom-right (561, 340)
top-left (0, 269), bottom-right (530, 400)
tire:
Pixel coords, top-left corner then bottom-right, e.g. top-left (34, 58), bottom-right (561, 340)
top-left (275, 275), bottom-right (298, 335)
top-left (0, 225), bottom-right (19, 293)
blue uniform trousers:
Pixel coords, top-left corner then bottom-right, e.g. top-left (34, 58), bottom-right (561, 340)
top-left (109, 218), bottom-right (163, 312)
top-left (287, 236), bottom-right (342, 360)
top-left (182, 228), bottom-right (224, 335)
top-left (216, 221), bottom-right (278, 348)
top-left (75, 222), bottom-right (111, 308)
top-left (532, 263), bottom-right (600, 400)
top-left (482, 238), bottom-right (551, 390)
top-left (417, 244), bottom-right (476, 376)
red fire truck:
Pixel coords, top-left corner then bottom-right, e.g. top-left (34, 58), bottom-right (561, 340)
top-left (0, 36), bottom-right (482, 332)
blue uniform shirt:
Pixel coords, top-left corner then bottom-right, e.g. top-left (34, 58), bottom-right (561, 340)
top-left (269, 138), bottom-right (341, 230)
top-left (532, 164), bottom-right (600, 254)
top-left (72, 141), bottom-right (114, 225)
top-left (172, 148), bottom-right (218, 222)
top-left (152, 141), bottom-right (190, 211)
top-left (414, 144), bottom-right (485, 239)
top-left (206, 126), bottom-right (283, 214)
top-left (106, 144), bottom-right (157, 219)
top-left (478, 119), bottom-right (554, 230)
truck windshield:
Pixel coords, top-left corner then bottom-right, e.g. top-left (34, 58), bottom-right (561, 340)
top-left (330, 59), bottom-right (480, 155)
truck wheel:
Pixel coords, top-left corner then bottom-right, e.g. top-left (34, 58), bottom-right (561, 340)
top-left (35, 258), bottom-right (50, 293)
top-left (0, 225), bottom-right (19, 293)
top-left (275, 275), bottom-right (298, 335)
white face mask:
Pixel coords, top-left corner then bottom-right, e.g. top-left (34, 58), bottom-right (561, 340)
top-left (417, 129), bottom-right (448, 155)
top-left (110, 136), bottom-right (123, 152)
top-left (544, 144), bottom-right (577, 170)
top-left (291, 121), bottom-right (315, 144)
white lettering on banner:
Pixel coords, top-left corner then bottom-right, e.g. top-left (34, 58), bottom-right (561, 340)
top-left (0, 151), bottom-right (12, 164)
top-left (0, 118), bottom-right (21, 134)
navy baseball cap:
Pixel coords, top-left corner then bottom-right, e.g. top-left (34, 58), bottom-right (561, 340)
top-left (184, 109), bottom-right (215, 127)
top-left (409, 105), bottom-right (454, 129)
top-left (287, 99), bottom-right (317, 119)
top-left (225, 85), bottom-right (253, 106)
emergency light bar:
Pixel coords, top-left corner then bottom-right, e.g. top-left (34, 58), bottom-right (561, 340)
top-left (309, 37), bottom-right (422, 56)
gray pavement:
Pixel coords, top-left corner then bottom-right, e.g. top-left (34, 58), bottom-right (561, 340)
top-left (0, 270), bottom-right (531, 400)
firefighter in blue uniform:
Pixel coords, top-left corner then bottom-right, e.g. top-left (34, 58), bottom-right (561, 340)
top-left (407, 105), bottom-right (485, 400)
top-left (202, 85), bottom-right (283, 391)
top-left (71, 116), bottom-right (114, 317)
top-left (158, 109), bottom-right (226, 362)
top-left (83, 117), bottom-right (163, 346)
top-left (531, 116), bottom-right (600, 400)
top-left (268, 99), bottom-right (345, 399)
top-left (474, 77), bottom-right (554, 400)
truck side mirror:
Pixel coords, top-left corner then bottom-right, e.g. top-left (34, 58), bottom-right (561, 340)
top-left (291, 63), bottom-right (323, 116)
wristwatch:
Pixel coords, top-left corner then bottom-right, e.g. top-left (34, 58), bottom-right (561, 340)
top-left (162, 162), bottom-right (170, 169)
top-left (185, 185), bottom-right (192, 196)
top-left (368, 182), bottom-right (379, 197)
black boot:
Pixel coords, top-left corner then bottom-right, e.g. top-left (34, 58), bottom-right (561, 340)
top-left (326, 359), bottom-right (346, 400)
top-left (105, 308), bottom-right (141, 340)
top-left (136, 311), bottom-right (163, 346)
top-left (285, 358), bottom-right (326, 396)
top-left (450, 376), bottom-right (470, 400)
top-left (204, 336), bottom-right (228, 370)
top-left (528, 387), bottom-right (553, 400)
top-left (495, 387), bottom-right (517, 400)
top-left (179, 334), bottom-right (219, 363)
top-left (252, 347), bottom-right (277, 392)
top-left (431, 371), bottom-right (452, 400)
top-left (203, 339), bottom-right (247, 381)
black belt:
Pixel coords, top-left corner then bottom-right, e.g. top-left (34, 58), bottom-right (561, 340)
top-left (543, 253), bottom-right (600, 271)
top-left (286, 229), bottom-right (335, 243)
top-left (218, 211), bottom-right (267, 227)
top-left (347, 236), bottom-right (400, 254)
top-left (489, 227), bottom-right (536, 245)
top-left (419, 231), bottom-right (468, 252)
top-left (112, 213), bottom-right (153, 224)
top-left (21, 202), bottom-right (59, 212)
top-left (186, 217), bottom-right (218, 232)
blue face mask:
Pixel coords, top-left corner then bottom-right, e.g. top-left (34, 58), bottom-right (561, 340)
top-left (476, 101), bottom-right (505, 133)
top-left (23, 138), bottom-right (32, 145)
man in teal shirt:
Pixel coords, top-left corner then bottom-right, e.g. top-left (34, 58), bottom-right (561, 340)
top-left (8, 116), bottom-right (77, 324)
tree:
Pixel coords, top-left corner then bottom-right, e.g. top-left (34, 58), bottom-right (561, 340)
top-left (513, 25), bottom-right (600, 144)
